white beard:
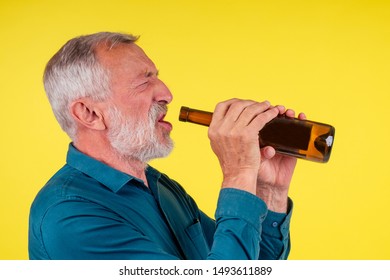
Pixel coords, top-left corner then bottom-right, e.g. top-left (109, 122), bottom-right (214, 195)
top-left (107, 103), bottom-right (173, 163)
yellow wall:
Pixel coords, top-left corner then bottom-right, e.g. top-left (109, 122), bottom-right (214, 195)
top-left (1, 0), bottom-right (389, 260)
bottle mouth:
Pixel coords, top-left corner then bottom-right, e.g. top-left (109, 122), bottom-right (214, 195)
top-left (179, 106), bottom-right (190, 122)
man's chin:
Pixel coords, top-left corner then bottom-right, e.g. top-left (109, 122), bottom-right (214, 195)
top-left (119, 141), bottom-right (174, 163)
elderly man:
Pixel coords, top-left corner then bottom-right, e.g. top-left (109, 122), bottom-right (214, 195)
top-left (29, 32), bottom-right (303, 260)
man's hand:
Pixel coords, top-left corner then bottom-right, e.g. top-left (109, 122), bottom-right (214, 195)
top-left (257, 109), bottom-right (307, 213)
top-left (208, 99), bottom-right (285, 196)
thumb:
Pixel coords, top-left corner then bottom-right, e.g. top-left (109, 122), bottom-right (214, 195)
top-left (261, 146), bottom-right (276, 160)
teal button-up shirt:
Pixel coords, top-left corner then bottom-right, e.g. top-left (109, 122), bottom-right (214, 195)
top-left (29, 144), bottom-right (292, 259)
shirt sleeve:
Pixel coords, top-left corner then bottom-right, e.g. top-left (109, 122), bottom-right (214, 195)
top-left (203, 188), bottom-right (292, 260)
top-left (259, 198), bottom-right (293, 259)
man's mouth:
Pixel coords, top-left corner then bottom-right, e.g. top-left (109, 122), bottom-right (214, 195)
top-left (158, 113), bottom-right (166, 122)
top-left (157, 113), bottom-right (173, 131)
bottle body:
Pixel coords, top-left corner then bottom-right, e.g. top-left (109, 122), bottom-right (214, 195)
top-left (179, 106), bottom-right (335, 163)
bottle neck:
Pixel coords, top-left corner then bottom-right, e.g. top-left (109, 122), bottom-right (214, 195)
top-left (179, 106), bottom-right (213, 126)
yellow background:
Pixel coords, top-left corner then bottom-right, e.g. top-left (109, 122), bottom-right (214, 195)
top-left (1, 0), bottom-right (389, 260)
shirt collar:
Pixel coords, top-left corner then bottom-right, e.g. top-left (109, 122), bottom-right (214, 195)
top-left (66, 143), bottom-right (138, 193)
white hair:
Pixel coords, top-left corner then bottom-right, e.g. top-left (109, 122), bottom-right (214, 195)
top-left (43, 32), bottom-right (138, 139)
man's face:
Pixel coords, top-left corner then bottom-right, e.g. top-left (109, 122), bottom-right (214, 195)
top-left (96, 43), bottom-right (174, 162)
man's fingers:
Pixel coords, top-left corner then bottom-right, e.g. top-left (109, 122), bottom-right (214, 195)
top-left (298, 112), bottom-right (307, 120)
top-left (212, 99), bottom-right (256, 124)
top-left (234, 101), bottom-right (272, 127)
top-left (261, 146), bottom-right (276, 159)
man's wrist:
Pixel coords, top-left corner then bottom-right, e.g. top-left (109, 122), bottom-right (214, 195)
top-left (256, 185), bottom-right (289, 213)
top-left (222, 171), bottom-right (258, 195)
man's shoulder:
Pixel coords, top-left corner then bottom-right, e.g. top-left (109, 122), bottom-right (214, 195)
top-left (30, 164), bottom-right (92, 213)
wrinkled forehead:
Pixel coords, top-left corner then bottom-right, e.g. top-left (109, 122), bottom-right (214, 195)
top-left (95, 42), bottom-right (156, 73)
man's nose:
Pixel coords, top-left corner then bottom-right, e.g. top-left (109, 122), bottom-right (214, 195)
top-left (154, 79), bottom-right (173, 104)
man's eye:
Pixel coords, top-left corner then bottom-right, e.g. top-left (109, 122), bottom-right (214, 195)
top-left (138, 81), bottom-right (148, 89)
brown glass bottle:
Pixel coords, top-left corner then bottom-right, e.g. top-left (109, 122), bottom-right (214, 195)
top-left (179, 106), bottom-right (335, 163)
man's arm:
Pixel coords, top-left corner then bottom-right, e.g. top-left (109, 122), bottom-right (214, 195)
top-left (205, 99), bottom-right (298, 259)
top-left (31, 195), bottom-right (289, 260)
top-left (199, 191), bottom-right (292, 260)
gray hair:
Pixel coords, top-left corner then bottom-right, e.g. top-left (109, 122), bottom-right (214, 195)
top-left (43, 32), bottom-right (138, 140)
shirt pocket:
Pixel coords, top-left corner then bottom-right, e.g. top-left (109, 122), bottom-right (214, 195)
top-left (185, 220), bottom-right (210, 259)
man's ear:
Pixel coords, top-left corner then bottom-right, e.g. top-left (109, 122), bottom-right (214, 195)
top-left (70, 99), bottom-right (106, 131)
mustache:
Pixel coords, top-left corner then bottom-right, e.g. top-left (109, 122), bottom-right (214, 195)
top-left (150, 103), bottom-right (168, 120)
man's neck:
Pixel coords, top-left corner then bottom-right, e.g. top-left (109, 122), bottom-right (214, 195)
top-left (73, 139), bottom-right (149, 187)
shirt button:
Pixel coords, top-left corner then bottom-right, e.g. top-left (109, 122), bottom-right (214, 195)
top-left (272, 222), bottom-right (278, 228)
